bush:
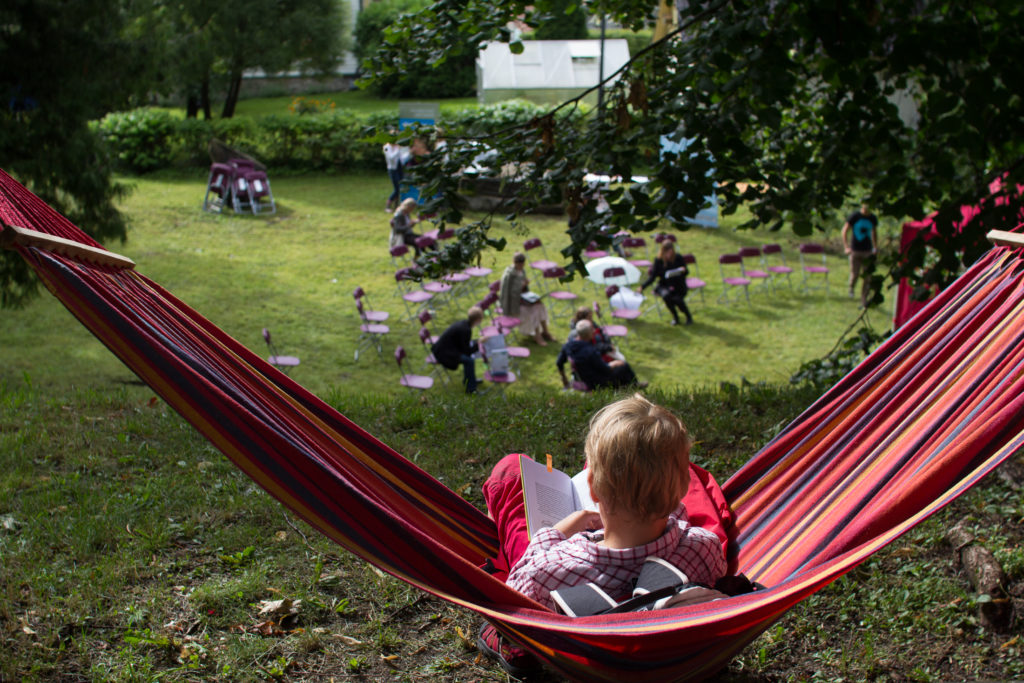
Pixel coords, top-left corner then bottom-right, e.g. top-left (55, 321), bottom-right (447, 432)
top-left (95, 109), bottom-right (177, 173)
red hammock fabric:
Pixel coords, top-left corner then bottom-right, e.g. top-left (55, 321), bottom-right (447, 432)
top-left (3, 167), bottom-right (1024, 681)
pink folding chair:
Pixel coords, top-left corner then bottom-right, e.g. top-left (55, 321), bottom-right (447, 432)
top-left (680, 254), bottom-right (707, 303)
top-left (605, 284), bottom-right (642, 321)
top-left (354, 301), bottom-right (390, 360)
top-left (417, 310), bottom-right (439, 344)
top-left (203, 163), bottom-right (234, 213)
top-left (718, 253), bottom-right (752, 304)
top-left (395, 346), bottom-right (433, 391)
top-left (737, 246), bottom-right (772, 294)
top-left (621, 236), bottom-right (652, 269)
top-left (417, 327), bottom-right (451, 385)
top-left (762, 243), bottom-right (794, 290)
top-left (390, 244), bottom-right (412, 267)
top-left (591, 301), bottom-right (628, 343)
top-left (524, 237), bottom-right (557, 272)
top-left (353, 286), bottom-right (389, 323)
top-left (799, 243), bottom-right (830, 293)
top-left (261, 328), bottom-right (300, 375)
top-left (542, 266), bottom-right (578, 317)
top-left (480, 343), bottom-right (516, 398)
top-left (394, 268), bottom-right (435, 321)
top-left (584, 241), bottom-right (607, 259)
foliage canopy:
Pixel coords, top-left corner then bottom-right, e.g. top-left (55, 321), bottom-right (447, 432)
top-left (364, 0), bottom-right (1024, 297)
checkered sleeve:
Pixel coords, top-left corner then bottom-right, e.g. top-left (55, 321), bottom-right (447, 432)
top-left (506, 528), bottom-right (579, 609)
top-left (672, 523), bottom-right (727, 587)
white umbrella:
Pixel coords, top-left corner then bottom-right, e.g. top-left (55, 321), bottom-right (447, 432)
top-left (585, 256), bottom-right (642, 286)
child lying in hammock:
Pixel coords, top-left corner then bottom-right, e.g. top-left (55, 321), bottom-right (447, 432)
top-left (478, 394), bottom-right (728, 674)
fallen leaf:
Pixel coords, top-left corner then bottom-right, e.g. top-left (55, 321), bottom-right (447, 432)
top-left (332, 634), bottom-right (363, 646)
top-left (0, 514), bottom-right (17, 531)
top-left (274, 530), bottom-right (287, 541)
top-left (22, 625), bottom-right (36, 635)
top-left (1001, 636), bottom-right (1019, 649)
top-left (259, 598), bottom-right (300, 617)
top-left (454, 625), bottom-right (473, 648)
top-left (381, 654), bottom-right (399, 666)
top-left (147, 396), bottom-right (158, 407)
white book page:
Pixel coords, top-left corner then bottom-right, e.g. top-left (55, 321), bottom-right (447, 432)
top-left (664, 266), bottom-right (686, 278)
top-left (520, 455), bottom-right (576, 538)
top-left (570, 469), bottom-right (598, 512)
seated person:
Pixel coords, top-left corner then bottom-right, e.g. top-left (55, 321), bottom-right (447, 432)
top-left (499, 251), bottom-right (553, 346)
top-left (477, 394), bottom-right (728, 673)
top-left (431, 306), bottom-right (484, 394)
top-left (389, 198), bottom-right (424, 255)
top-left (567, 305), bottom-right (624, 362)
top-left (557, 320), bottom-right (645, 390)
top-left (639, 241), bottom-right (693, 326)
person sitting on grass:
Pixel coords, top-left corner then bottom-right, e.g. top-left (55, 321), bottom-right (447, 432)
top-left (557, 319), bottom-right (645, 390)
top-left (477, 394), bottom-right (728, 675)
top-left (567, 305), bottom-right (624, 362)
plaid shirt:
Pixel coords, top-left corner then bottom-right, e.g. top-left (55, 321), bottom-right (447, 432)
top-left (506, 503), bottom-right (726, 611)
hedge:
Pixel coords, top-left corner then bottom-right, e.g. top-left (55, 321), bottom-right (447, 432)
top-left (95, 100), bottom-right (584, 175)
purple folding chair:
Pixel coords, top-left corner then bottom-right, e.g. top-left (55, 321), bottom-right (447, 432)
top-left (763, 244), bottom-right (794, 290)
top-left (718, 253), bottom-right (752, 304)
top-left (354, 301), bottom-right (390, 360)
top-left (353, 286), bottom-right (389, 323)
top-left (394, 268), bottom-right (435, 321)
top-left (621, 236), bottom-right (652, 269)
top-left (524, 237), bottom-right (557, 271)
top-left (203, 163), bottom-right (235, 213)
top-left (542, 266), bottom-right (578, 316)
top-left (799, 243), bottom-right (830, 293)
top-left (605, 284), bottom-right (642, 321)
top-left (261, 328), bottom-right (300, 375)
top-left (395, 346), bottom-right (433, 391)
top-left (737, 246), bottom-right (772, 294)
top-left (680, 254), bottom-right (707, 303)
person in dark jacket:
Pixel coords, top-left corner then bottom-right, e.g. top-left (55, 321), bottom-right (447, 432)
top-left (556, 320), bottom-right (647, 390)
top-left (640, 241), bottom-right (693, 326)
top-left (432, 306), bottom-right (485, 393)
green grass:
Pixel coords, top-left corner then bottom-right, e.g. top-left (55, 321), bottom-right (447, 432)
top-left (2, 169), bottom-right (890, 398)
top-left (2, 172), bottom-right (1021, 681)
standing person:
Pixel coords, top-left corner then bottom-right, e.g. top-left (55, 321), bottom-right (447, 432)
top-left (476, 394), bottom-right (726, 674)
top-left (432, 306), bottom-right (485, 394)
top-left (556, 320), bottom-right (646, 390)
top-left (640, 241), bottom-right (693, 326)
top-left (842, 200), bottom-right (878, 307)
top-left (390, 198), bottom-right (423, 255)
top-left (382, 133), bottom-right (406, 212)
top-left (499, 252), bottom-right (553, 346)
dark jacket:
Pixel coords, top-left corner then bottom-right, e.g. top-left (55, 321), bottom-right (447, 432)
top-left (557, 339), bottom-right (637, 389)
top-left (432, 319), bottom-right (476, 370)
top-left (641, 254), bottom-right (689, 294)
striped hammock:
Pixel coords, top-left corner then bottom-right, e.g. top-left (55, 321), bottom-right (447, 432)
top-left (3, 168), bottom-right (1023, 682)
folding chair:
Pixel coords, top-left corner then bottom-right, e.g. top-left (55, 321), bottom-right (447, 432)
top-left (605, 284), bottom-right (643, 322)
top-left (353, 286), bottom-right (389, 323)
top-left (261, 328), bottom-right (300, 375)
top-left (542, 266), bottom-right (578, 317)
top-left (496, 321), bottom-right (530, 377)
top-left (621, 236), bottom-right (652, 269)
top-left (394, 268), bottom-right (435, 321)
top-left (584, 241), bottom-right (608, 259)
top-left (737, 246), bottom-right (772, 294)
top-left (718, 253), bottom-right (752, 304)
top-left (417, 310), bottom-right (439, 344)
top-left (417, 327), bottom-right (451, 386)
top-left (203, 163), bottom-right (234, 213)
top-left (524, 237), bottom-right (557, 272)
top-left (354, 301), bottom-right (390, 361)
top-left (480, 339), bottom-right (516, 398)
top-left (591, 301), bottom-right (628, 344)
top-left (799, 243), bottom-right (830, 293)
top-left (680, 254), bottom-right (707, 303)
top-left (762, 243), bottom-right (794, 290)
top-left (231, 166), bottom-right (276, 216)
top-left (390, 244), bottom-right (412, 267)
top-left (395, 346), bottom-right (433, 391)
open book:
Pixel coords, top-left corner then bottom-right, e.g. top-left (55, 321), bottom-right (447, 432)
top-left (520, 454), bottom-right (598, 538)
top-left (520, 291), bottom-right (542, 304)
top-left (664, 266), bottom-right (687, 279)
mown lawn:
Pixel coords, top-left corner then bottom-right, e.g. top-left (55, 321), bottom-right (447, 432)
top-left (2, 171), bottom-right (1021, 682)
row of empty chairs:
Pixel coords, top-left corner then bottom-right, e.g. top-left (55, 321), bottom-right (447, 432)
top-left (718, 243), bottom-right (829, 304)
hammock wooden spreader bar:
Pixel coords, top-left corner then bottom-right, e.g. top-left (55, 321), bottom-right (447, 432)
top-left (3, 167), bottom-right (1023, 682)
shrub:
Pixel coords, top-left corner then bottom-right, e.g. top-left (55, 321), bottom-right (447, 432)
top-left (96, 109), bottom-right (177, 173)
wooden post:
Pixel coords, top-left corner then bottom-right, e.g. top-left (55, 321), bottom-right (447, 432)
top-left (0, 223), bottom-right (134, 269)
top-left (987, 230), bottom-right (1024, 249)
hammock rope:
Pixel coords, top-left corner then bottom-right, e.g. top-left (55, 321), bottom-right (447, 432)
top-left (3, 167), bottom-right (1023, 681)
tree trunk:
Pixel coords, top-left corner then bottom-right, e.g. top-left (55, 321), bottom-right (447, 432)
top-left (201, 79), bottom-right (212, 120)
top-left (186, 93), bottom-right (199, 119)
top-left (945, 519), bottom-right (1014, 632)
top-left (221, 72), bottom-right (242, 119)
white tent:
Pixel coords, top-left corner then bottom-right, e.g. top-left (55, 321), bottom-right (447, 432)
top-left (476, 40), bottom-right (630, 105)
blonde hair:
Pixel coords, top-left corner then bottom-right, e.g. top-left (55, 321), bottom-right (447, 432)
top-left (467, 306), bottom-right (484, 325)
top-left (586, 394), bottom-right (691, 520)
top-left (399, 198), bottom-right (417, 211)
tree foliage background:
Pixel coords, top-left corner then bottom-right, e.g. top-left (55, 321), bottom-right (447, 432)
top-left (0, 0), bottom-right (349, 307)
top-left (365, 0), bottom-right (1024, 300)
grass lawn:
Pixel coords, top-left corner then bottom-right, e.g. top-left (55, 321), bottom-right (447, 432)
top-left (2, 169), bottom-right (890, 400)
top-left (3, 171), bottom-right (1021, 682)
